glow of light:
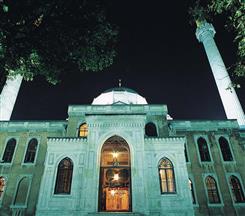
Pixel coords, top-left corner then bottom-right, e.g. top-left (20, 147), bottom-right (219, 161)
top-left (112, 151), bottom-right (118, 159)
top-left (114, 173), bottom-right (119, 181)
top-left (111, 189), bottom-right (116, 196)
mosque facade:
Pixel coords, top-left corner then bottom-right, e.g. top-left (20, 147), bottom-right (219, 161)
top-left (0, 20), bottom-right (245, 216)
top-left (0, 87), bottom-right (245, 216)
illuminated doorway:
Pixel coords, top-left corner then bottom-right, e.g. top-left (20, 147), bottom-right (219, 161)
top-left (99, 136), bottom-right (131, 212)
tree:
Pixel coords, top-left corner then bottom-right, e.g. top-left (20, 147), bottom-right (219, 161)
top-left (0, 0), bottom-right (118, 120)
top-left (0, 0), bottom-right (118, 88)
top-left (189, 0), bottom-right (244, 78)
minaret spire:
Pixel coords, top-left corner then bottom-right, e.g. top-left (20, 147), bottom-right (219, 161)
top-left (196, 20), bottom-right (245, 128)
top-left (0, 74), bottom-right (23, 120)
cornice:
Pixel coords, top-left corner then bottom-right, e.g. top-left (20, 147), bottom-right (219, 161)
top-left (168, 120), bottom-right (239, 131)
top-left (88, 122), bottom-right (145, 128)
top-left (47, 137), bottom-right (87, 142)
top-left (68, 104), bottom-right (168, 116)
top-left (145, 136), bottom-right (185, 144)
top-left (0, 121), bottom-right (67, 132)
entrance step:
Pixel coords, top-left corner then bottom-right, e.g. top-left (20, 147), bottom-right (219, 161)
top-left (87, 213), bottom-right (144, 216)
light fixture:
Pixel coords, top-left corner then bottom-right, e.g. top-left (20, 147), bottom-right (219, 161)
top-left (111, 189), bottom-right (116, 196)
top-left (114, 173), bottom-right (119, 181)
top-left (112, 151), bottom-right (118, 159)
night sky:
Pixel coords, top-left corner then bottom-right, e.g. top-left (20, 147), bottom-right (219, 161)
top-left (11, 1), bottom-right (245, 121)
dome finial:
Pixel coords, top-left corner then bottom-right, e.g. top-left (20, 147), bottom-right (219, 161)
top-left (118, 79), bottom-right (122, 87)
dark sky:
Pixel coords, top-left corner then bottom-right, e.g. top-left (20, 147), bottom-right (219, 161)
top-left (11, 1), bottom-right (245, 121)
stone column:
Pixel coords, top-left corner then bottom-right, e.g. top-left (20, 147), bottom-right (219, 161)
top-left (196, 21), bottom-right (245, 128)
top-left (0, 74), bottom-right (23, 120)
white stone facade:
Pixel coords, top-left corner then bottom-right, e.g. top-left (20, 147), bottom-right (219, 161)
top-left (1, 88), bottom-right (245, 216)
top-left (36, 102), bottom-right (194, 216)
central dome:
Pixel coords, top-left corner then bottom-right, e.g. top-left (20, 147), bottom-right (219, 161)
top-left (92, 87), bottom-right (148, 105)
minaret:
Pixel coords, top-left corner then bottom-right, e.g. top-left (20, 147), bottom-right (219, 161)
top-left (196, 21), bottom-right (245, 128)
top-left (0, 74), bottom-right (23, 120)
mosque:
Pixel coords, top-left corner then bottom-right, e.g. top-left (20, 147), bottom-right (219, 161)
top-left (0, 21), bottom-right (245, 216)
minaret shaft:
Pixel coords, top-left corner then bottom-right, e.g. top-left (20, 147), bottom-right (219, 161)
top-left (0, 74), bottom-right (23, 120)
top-left (196, 21), bottom-right (245, 127)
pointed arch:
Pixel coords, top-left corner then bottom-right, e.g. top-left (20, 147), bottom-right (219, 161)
top-left (100, 135), bottom-right (130, 166)
top-left (229, 175), bottom-right (245, 203)
top-left (13, 176), bottom-right (31, 206)
top-left (145, 122), bottom-right (158, 137)
top-left (197, 137), bottom-right (211, 162)
top-left (78, 123), bottom-right (88, 137)
top-left (2, 138), bottom-right (17, 163)
top-left (158, 157), bottom-right (176, 193)
top-left (205, 176), bottom-right (221, 203)
top-left (24, 138), bottom-right (38, 163)
top-left (218, 137), bottom-right (233, 161)
top-left (99, 135), bottom-right (131, 212)
top-left (54, 157), bottom-right (73, 194)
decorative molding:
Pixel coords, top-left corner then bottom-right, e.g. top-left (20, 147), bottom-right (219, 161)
top-left (0, 121), bottom-right (67, 132)
top-left (88, 122), bottom-right (145, 128)
top-left (145, 137), bottom-right (185, 143)
top-left (170, 120), bottom-right (239, 132)
top-left (196, 22), bottom-right (215, 43)
top-left (68, 104), bottom-right (168, 116)
top-left (47, 137), bottom-right (87, 142)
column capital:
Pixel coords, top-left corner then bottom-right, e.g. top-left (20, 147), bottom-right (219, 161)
top-left (195, 21), bottom-right (216, 43)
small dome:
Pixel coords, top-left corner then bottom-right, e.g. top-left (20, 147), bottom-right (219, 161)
top-left (92, 87), bottom-right (148, 105)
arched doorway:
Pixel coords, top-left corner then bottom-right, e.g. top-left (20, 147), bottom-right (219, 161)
top-left (99, 135), bottom-right (132, 212)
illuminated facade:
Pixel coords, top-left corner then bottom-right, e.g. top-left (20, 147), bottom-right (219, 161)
top-left (0, 87), bottom-right (245, 216)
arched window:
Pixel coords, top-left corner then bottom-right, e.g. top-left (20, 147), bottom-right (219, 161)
top-left (0, 177), bottom-right (6, 199)
top-left (205, 176), bottom-right (221, 203)
top-left (219, 137), bottom-right (233, 161)
top-left (24, 138), bottom-right (38, 163)
top-left (54, 157), bottom-right (73, 194)
top-left (197, 137), bottom-right (211, 162)
top-left (229, 175), bottom-right (245, 203)
top-left (2, 138), bottom-right (17, 163)
top-left (159, 158), bottom-right (176, 193)
top-left (189, 178), bottom-right (196, 204)
top-left (13, 176), bottom-right (31, 205)
top-left (78, 123), bottom-right (88, 137)
top-left (145, 122), bottom-right (157, 137)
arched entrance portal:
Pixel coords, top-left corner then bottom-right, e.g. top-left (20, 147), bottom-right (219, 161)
top-left (99, 136), bottom-right (132, 212)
